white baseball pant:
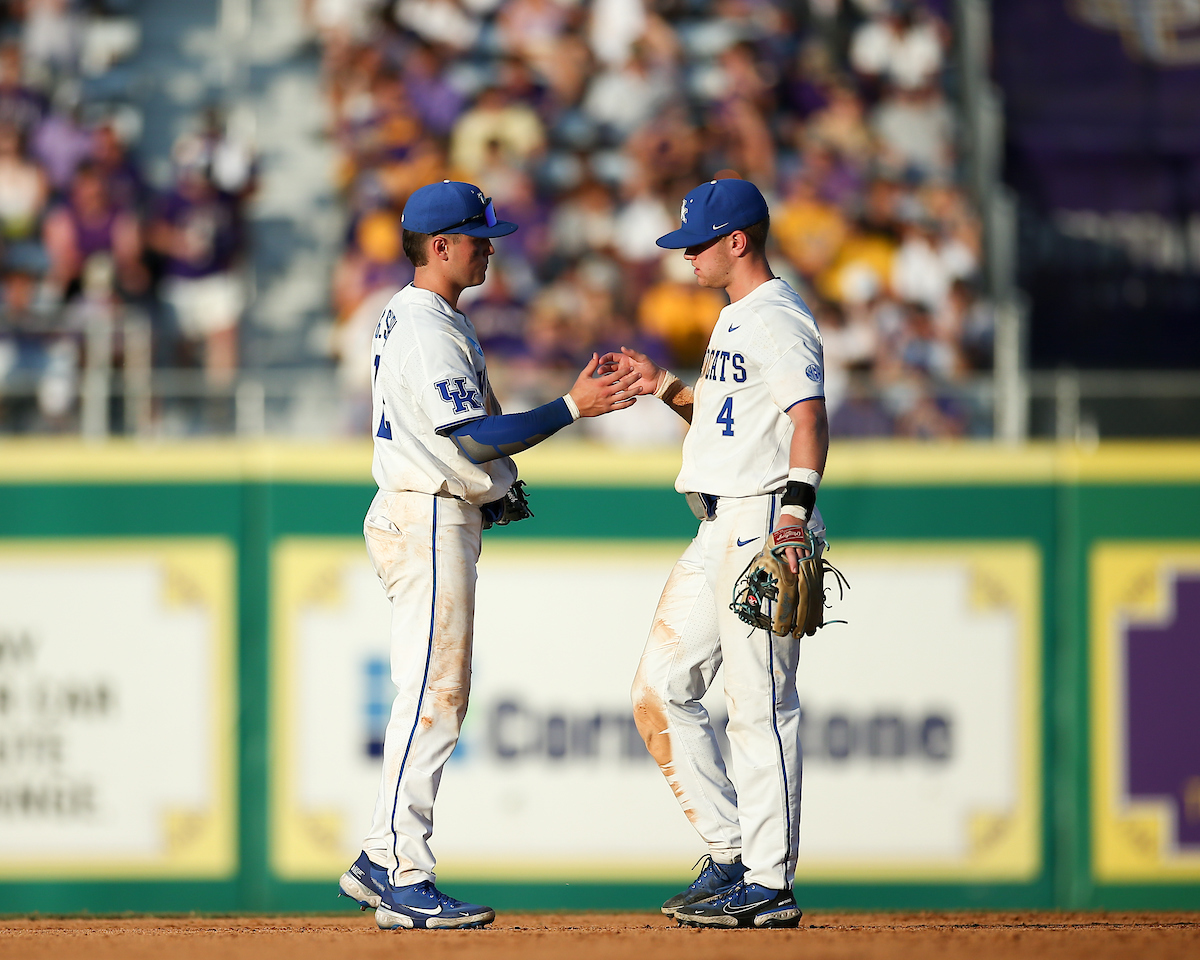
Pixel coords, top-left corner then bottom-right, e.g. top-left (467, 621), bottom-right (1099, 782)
top-left (631, 493), bottom-right (825, 891)
top-left (360, 489), bottom-right (481, 886)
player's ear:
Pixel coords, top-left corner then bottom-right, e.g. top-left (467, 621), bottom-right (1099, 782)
top-left (728, 230), bottom-right (749, 258)
top-left (431, 235), bottom-right (450, 260)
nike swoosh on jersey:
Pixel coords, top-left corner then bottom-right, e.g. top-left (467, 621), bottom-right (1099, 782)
top-left (727, 323), bottom-right (740, 332)
top-left (736, 537), bottom-right (759, 547)
top-left (713, 222), bottom-right (730, 230)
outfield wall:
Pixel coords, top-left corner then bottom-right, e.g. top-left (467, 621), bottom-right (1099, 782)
top-left (0, 440), bottom-right (1197, 912)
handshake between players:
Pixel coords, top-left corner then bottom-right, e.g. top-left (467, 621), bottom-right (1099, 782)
top-left (345, 177), bottom-right (827, 932)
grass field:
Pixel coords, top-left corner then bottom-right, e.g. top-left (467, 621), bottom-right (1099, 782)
top-left (2, 912), bottom-right (1198, 959)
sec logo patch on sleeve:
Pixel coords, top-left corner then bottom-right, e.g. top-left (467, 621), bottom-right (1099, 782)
top-left (806, 364), bottom-right (823, 382)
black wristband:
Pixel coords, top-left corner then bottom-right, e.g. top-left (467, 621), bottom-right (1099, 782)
top-left (781, 481), bottom-right (816, 517)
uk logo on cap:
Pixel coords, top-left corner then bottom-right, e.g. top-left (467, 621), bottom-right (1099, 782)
top-left (657, 178), bottom-right (769, 250)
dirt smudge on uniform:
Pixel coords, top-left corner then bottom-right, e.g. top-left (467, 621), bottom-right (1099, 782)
top-left (426, 521), bottom-right (475, 726)
top-left (419, 715), bottom-right (433, 729)
top-left (632, 687), bottom-right (671, 765)
top-left (649, 618), bottom-right (680, 651)
top-left (632, 684), bottom-right (685, 804)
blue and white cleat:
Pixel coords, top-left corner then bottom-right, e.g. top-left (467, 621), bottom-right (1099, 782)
top-left (375, 879), bottom-right (496, 930)
top-left (673, 880), bottom-right (802, 928)
top-left (661, 855), bottom-right (747, 917)
top-left (338, 851), bottom-right (390, 910)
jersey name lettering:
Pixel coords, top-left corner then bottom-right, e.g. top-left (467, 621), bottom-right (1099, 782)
top-left (701, 349), bottom-right (747, 383)
top-left (374, 309), bottom-right (397, 342)
top-left (436, 377), bottom-right (484, 413)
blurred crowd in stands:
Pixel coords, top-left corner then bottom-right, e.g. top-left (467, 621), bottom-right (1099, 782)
top-left (319, 0), bottom-right (993, 439)
top-left (0, 0), bottom-right (993, 438)
top-left (0, 0), bottom-right (254, 432)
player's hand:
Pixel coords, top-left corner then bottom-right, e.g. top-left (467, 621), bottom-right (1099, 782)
top-left (569, 353), bottom-right (643, 417)
top-left (773, 519), bottom-right (810, 575)
top-left (598, 346), bottom-right (664, 396)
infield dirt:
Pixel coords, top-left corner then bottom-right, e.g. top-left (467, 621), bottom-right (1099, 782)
top-left (1, 912), bottom-right (1197, 959)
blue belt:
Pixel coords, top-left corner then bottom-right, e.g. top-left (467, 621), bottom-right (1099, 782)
top-left (684, 492), bottom-right (719, 521)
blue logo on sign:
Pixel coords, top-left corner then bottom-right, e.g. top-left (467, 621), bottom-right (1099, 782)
top-left (435, 378), bottom-right (483, 413)
top-left (805, 364), bottom-right (823, 383)
top-left (363, 656), bottom-right (391, 758)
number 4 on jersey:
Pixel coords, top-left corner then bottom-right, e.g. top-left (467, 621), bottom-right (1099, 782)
top-left (716, 396), bottom-right (735, 436)
top-left (376, 400), bottom-right (392, 440)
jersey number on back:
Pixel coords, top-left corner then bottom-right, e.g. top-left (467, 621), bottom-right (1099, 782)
top-left (716, 396), bottom-right (735, 436)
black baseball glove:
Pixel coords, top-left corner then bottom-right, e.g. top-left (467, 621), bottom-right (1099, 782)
top-left (480, 479), bottom-right (534, 530)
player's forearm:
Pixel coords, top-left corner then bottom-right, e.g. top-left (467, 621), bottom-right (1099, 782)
top-left (657, 375), bottom-right (694, 423)
top-left (778, 399), bottom-right (828, 528)
top-left (447, 397), bottom-right (576, 463)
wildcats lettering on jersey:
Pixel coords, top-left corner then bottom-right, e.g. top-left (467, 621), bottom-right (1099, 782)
top-left (436, 377), bottom-right (484, 413)
top-left (374, 308), bottom-right (397, 342)
top-left (676, 278), bottom-right (823, 499)
top-left (701, 349), bottom-right (747, 383)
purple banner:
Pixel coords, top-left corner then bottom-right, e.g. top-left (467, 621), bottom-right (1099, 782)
top-left (1125, 576), bottom-right (1200, 849)
top-left (995, 1), bottom-right (1200, 212)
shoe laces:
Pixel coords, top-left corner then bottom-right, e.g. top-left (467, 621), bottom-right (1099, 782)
top-left (686, 854), bottom-right (740, 891)
top-left (412, 880), bottom-right (465, 909)
top-left (719, 881), bottom-right (781, 908)
top-left (718, 880), bottom-right (747, 905)
top-left (686, 855), bottom-right (719, 891)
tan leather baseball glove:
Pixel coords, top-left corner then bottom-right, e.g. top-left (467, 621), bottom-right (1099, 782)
top-left (730, 526), bottom-right (848, 638)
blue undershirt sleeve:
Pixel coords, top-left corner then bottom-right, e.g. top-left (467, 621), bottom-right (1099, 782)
top-left (445, 397), bottom-right (575, 463)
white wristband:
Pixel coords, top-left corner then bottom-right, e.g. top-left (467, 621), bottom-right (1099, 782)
top-left (788, 467), bottom-right (822, 489)
top-left (780, 504), bottom-right (809, 523)
top-left (654, 371), bottom-right (681, 400)
top-left (562, 393), bottom-right (581, 420)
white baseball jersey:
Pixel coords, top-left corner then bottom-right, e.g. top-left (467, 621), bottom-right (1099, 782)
top-left (370, 283), bottom-right (517, 505)
top-left (675, 277), bottom-right (824, 498)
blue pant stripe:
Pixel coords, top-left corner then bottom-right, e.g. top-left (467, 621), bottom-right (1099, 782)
top-left (766, 492), bottom-right (794, 879)
top-left (388, 496), bottom-right (438, 886)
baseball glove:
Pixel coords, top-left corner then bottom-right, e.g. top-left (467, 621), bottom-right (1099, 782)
top-left (481, 479), bottom-right (534, 530)
top-left (730, 526), bottom-right (849, 638)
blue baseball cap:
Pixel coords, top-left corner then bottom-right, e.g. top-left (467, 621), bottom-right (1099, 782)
top-left (401, 180), bottom-right (518, 238)
top-left (656, 178), bottom-right (770, 249)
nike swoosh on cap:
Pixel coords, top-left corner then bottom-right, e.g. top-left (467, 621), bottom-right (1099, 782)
top-left (712, 222), bottom-right (730, 230)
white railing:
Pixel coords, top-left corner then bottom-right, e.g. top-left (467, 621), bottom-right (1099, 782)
top-left (4, 310), bottom-right (1200, 439)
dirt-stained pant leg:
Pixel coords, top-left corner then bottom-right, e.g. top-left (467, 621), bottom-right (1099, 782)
top-left (361, 491), bottom-right (481, 886)
top-left (708, 495), bottom-right (804, 891)
top-left (630, 528), bottom-right (742, 861)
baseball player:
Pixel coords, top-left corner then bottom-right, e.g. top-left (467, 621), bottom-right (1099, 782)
top-left (338, 180), bottom-right (641, 930)
top-left (606, 178), bottom-right (828, 928)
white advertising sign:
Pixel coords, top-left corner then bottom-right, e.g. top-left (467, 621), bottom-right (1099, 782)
top-left (272, 538), bottom-right (1040, 883)
top-left (0, 540), bottom-right (236, 878)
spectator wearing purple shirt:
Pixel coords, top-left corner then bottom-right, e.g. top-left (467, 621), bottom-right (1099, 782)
top-left (42, 161), bottom-right (146, 302)
top-left (0, 42), bottom-right (47, 138)
top-left (147, 142), bottom-right (244, 385)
